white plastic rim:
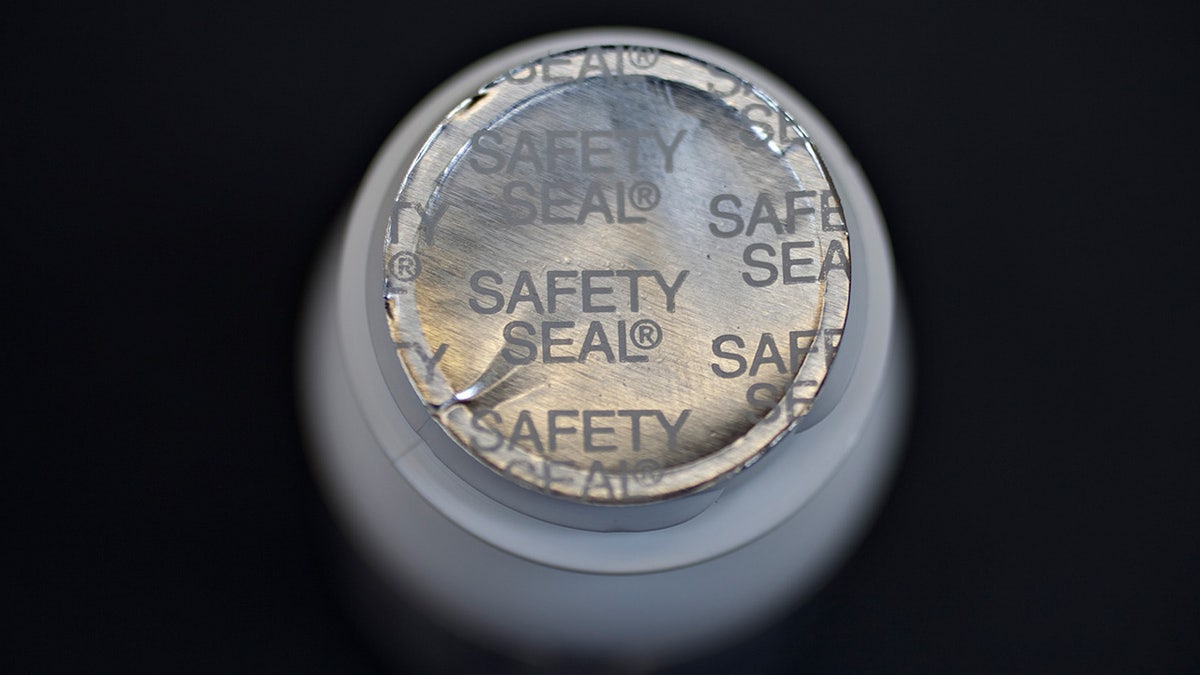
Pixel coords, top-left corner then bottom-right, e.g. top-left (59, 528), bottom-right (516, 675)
top-left (302, 26), bottom-right (910, 659)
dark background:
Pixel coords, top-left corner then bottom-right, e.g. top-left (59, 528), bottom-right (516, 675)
top-left (6, 1), bottom-right (1199, 672)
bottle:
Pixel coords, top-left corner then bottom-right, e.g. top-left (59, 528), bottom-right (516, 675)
top-left (300, 27), bottom-right (910, 668)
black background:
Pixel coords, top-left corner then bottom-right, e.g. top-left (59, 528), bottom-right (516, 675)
top-left (6, 1), bottom-right (1199, 672)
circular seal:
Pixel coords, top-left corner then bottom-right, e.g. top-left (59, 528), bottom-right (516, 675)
top-left (383, 46), bottom-right (851, 504)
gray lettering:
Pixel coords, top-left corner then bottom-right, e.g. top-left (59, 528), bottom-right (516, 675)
top-left (652, 270), bottom-right (688, 312)
top-left (581, 270), bottom-right (616, 312)
top-left (547, 410), bottom-right (578, 451)
top-left (653, 129), bottom-right (687, 172)
top-left (654, 410), bottom-right (691, 451)
top-left (580, 130), bottom-right (613, 172)
top-left (617, 410), bottom-right (657, 452)
top-left (582, 411), bottom-right (617, 452)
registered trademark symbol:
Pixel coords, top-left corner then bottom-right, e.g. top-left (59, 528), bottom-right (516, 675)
top-left (626, 46), bottom-right (659, 69)
top-left (629, 319), bottom-right (662, 350)
top-left (388, 251), bottom-right (421, 282)
top-left (631, 459), bottom-right (664, 485)
top-left (628, 181), bottom-right (661, 211)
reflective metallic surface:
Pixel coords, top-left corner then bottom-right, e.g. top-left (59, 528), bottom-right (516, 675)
top-left (384, 46), bottom-right (850, 503)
